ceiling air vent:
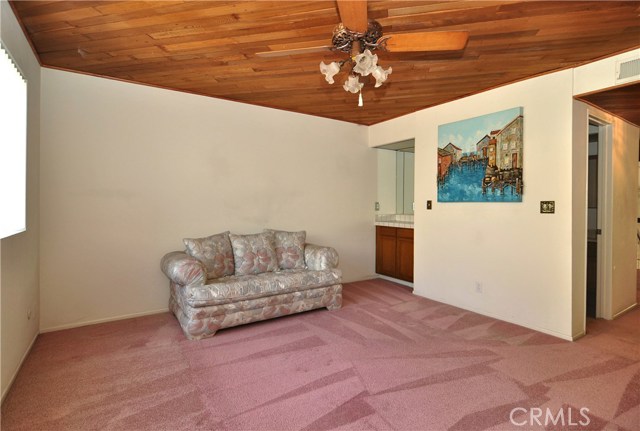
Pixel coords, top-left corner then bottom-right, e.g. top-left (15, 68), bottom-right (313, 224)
top-left (615, 57), bottom-right (640, 84)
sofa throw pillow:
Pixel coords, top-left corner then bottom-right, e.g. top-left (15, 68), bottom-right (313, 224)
top-left (229, 231), bottom-right (278, 276)
top-left (265, 229), bottom-right (306, 270)
top-left (183, 231), bottom-right (235, 279)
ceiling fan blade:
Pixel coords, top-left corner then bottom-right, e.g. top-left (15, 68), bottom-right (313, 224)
top-left (256, 45), bottom-right (332, 58)
top-left (336, 0), bottom-right (368, 33)
top-left (382, 31), bottom-right (469, 53)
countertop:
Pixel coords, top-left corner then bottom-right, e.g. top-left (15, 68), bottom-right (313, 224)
top-left (375, 221), bottom-right (414, 228)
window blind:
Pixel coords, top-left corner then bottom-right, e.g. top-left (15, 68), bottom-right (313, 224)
top-left (0, 42), bottom-right (27, 239)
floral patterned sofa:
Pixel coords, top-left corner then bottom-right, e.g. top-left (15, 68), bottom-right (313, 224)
top-left (161, 229), bottom-right (342, 340)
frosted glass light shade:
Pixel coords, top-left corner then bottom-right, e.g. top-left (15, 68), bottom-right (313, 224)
top-left (353, 49), bottom-right (378, 76)
top-left (319, 61), bottom-right (340, 84)
top-left (372, 65), bottom-right (392, 87)
top-left (343, 75), bottom-right (363, 93)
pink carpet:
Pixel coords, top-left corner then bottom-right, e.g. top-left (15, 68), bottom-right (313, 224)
top-left (1, 278), bottom-right (638, 430)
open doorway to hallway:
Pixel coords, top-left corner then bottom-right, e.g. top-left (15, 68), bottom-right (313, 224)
top-left (575, 99), bottom-right (639, 340)
top-left (585, 118), bottom-right (613, 321)
top-left (586, 121), bottom-right (600, 318)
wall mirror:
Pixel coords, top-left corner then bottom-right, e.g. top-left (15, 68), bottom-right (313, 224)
top-left (376, 139), bottom-right (415, 215)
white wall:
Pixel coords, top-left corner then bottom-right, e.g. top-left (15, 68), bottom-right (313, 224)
top-left (370, 71), bottom-right (576, 339)
top-left (574, 48), bottom-right (639, 95)
top-left (0, 0), bottom-right (41, 399)
top-left (39, 68), bottom-right (376, 331)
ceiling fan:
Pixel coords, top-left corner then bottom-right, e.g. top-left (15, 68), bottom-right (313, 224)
top-left (256, 0), bottom-right (469, 104)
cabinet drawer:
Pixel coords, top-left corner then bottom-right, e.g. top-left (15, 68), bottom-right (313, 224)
top-left (397, 227), bottom-right (414, 239)
top-left (376, 226), bottom-right (397, 237)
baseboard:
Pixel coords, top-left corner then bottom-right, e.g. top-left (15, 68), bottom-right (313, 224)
top-left (571, 331), bottom-right (586, 341)
top-left (612, 302), bottom-right (638, 319)
top-left (39, 308), bottom-right (170, 334)
top-left (412, 291), bottom-right (575, 341)
top-left (376, 274), bottom-right (414, 289)
top-left (343, 274), bottom-right (380, 284)
top-left (1, 331), bottom-right (39, 404)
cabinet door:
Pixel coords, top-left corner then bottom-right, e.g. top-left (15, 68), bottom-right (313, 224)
top-left (396, 228), bottom-right (414, 282)
top-left (376, 226), bottom-right (397, 277)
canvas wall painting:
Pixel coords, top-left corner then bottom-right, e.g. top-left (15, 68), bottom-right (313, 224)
top-left (437, 107), bottom-right (524, 202)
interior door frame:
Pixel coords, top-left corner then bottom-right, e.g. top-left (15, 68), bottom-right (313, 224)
top-left (589, 115), bottom-right (613, 319)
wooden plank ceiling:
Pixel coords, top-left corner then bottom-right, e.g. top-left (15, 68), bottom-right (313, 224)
top-left (576, 83), bottom-right (640, 127)
top-left (10, 1), bottom-right (640, 125)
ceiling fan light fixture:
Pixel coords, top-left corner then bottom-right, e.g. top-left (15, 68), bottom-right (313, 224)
top-left (319, 61), bottom-right (341, 84)
top-left (320, 20), bottom-right (394, 99)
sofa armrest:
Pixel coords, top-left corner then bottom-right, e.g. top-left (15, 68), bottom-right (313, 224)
top-left (304, 244), bottom-right (339, 270)
top-left (161, 251), bottom-right (206, 287)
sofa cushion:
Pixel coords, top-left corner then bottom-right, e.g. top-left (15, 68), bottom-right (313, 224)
top-left (265, 229), bottom-right (306, 270)
top-left (229, 231), bottom-right (278, 276)
top-left (183, 268), bottom-right (342, 307)
top-left (183, 231), bottom-right (235, 279)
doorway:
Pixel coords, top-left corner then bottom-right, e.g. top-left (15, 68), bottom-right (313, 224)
top-left (586, 118), bottom-right (612, 320)
top-left (586, 122), bottom-right (600, 318)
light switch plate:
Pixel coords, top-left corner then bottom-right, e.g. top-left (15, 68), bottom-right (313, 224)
top-left (540, 201), bottom-right (555, 214)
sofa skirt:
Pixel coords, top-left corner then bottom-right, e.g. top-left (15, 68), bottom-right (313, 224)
top-left (169, 283), bottom-right (342, 340)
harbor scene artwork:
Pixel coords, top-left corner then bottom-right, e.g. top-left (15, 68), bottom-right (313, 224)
top-left (437, 107), bottom-right (524, 202)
